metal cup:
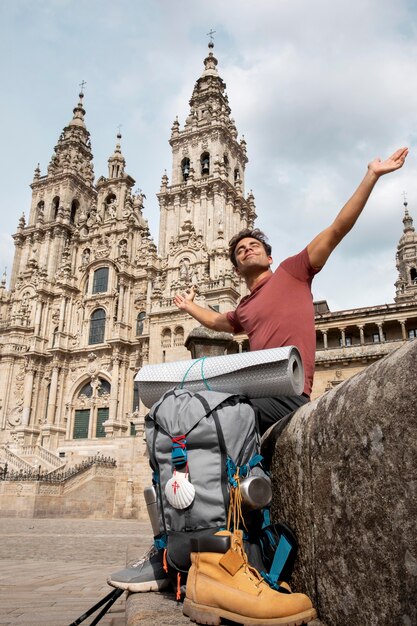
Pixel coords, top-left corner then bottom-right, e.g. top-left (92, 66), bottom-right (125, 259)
top-left (144, 486), bottom-right (160, 536)
top-left (240, 475), bottom-right (272, 511)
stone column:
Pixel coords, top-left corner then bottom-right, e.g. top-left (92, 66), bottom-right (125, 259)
top-left (58, 297), bottom-right (66, 332)
top-left (146, 272), bottom-right (152, 309)
top-left (54, 367), bottom-right (66, 426)
top-left (109, 355), bottom-right (120, 422)
top-left (88, 380), bottom-right (98, 439)
top-left (117, 283), bottom-right (125, 322)
top-left (118, 362), bottom-right (127, 424)
top-left (358, 325), bottom-right (365, 346)
top-left (339, 328), bottom-right (346, 348)
top-left (377, 322), bottom-right (385, 343)
top-left (65, 299), bottom-right (73, 334)
top-left (22, 366), bottom-right (35, 426)
top-left (34, 300), bottom-right (43, 336)
top-left (321, 330), bottom-right (328, 350)
top-left (400, 320), bottom-right (407, 341)
top-left (46, 366), bottom-right (59, 424)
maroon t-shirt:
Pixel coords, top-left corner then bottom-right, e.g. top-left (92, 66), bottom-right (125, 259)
top-left (226, 248), bottom-right (320, 396)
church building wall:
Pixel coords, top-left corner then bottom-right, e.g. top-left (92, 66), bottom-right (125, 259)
top-left (0, 44), bottom-right (416, 518)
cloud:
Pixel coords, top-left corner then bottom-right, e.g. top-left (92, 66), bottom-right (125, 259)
top-left (1, 0), bottom-right (417, 308)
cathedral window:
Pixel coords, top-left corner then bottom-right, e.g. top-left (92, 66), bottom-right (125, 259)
top-left (96, 408), bottom-right (109, 437)
top-left (70, 199), bottom-right (79, 224)
top-left (173, 326), bottom-right (184, 347)
top-left (52, 326), bottom-right (59, 348)
top-left (339, 335), bottom-right (352, 347)
top-left (136, 311), bottom-right (146, 336)
top-left (372, 333), bottom-right (380, 343)
top-left (234, 168), bottom-right (240, 182)
top-left (201, 152), bottom-right (210, 175)
top-left (73, 410), bottom-right (90, 439)
top-left (411, 267), bottom-right (417, 284)
top-left (181, 157), bottom-right (190, 181)
top-left (92, 267), bottom-right (109, 294)
top-left (89, 308), bottom-right (106, 344)
top-left (73, 377), bottom-right (110, 439)
top-left (79, 382), bottom-right (93, 398)
top-left (97, 379), bottom-right (111, 396)
top-left (52, 196), bottom-right (60, 219)
top-left (408, 329), bottom-right (417, 339)
top-left (161, 328), bottom-right (172, 348)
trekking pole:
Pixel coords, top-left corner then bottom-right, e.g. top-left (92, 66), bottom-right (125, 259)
top-left (68, 587), bottom-right (124, 626)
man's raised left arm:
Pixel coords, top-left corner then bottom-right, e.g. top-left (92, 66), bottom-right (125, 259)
top-left (307, 147), bottom-right (409, 269)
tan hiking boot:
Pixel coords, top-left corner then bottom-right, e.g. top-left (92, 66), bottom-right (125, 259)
top-left (183, 530), bottom-right (317, 626)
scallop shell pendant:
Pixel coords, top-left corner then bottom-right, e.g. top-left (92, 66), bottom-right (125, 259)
top-left (165, 470), bottom-right (195, 509)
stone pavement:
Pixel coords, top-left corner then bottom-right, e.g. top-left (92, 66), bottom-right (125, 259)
top-left (0, 518), bottom-right (152, 626)
top-left (0, 518), bottom-right (326, 626)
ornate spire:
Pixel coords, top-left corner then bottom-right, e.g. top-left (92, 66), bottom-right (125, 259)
top-left (33, 163), bottom-right (41, 181)
top-left (46, 86), bottom-right (94, 185)
top-left (185, 40), bottom-right (232, 129)
top-left (402, 198), bottom-right (415, 233)
top-left (68, 81), bottom-right (87, 128)
top-left (108, 130), bottom-right (126, 179)
top-left (395, 197), bottom-right (417, 302)
top-left (202, 40), bottom-right (218, 76)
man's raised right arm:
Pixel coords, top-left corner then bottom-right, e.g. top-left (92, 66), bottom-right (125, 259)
top-left (173, 287), bottom-right (234, 333)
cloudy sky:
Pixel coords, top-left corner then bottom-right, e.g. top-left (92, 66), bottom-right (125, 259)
top-left (1, 0), bottom-right (417, 311)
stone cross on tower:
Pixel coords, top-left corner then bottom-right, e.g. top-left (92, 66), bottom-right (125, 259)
top-left (206, 29), bottom-right (216, 43)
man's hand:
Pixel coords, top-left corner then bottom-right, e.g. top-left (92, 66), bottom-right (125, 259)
top-left (307, 146), bottom-right (409, 269)
top-left (368, 147), bottom-right (408, 178)
top-left (173, 287), bottom-right (234, 333)
top-left (173, 287), bottom-right (197, 311)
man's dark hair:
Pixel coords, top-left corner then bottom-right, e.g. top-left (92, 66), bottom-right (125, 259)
top-left (228, 228), bottom-right (272, 267)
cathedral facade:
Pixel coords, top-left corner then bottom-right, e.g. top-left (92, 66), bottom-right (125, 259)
top-left (0, 44), bottom-right (256, 517)
top-left (0, 44), bottom-right (416, 518)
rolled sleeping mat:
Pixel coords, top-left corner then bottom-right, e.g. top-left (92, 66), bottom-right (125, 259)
top-left (135, 345), bottom-right (304, 409)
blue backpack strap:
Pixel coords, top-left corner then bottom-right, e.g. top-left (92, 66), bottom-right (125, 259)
top-left (259, 519), bottom-right (298, 589)
top-left (227, 454), bottom-right (265, 486)
top-left (261, 507), bottom-right (271, 529)
top-left (267, 533), bottom-right (293, 584)
top-left (154, 533), bottom-right (167, 551)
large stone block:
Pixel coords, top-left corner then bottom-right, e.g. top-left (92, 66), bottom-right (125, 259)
top-left (271, 340), bottom-right (417, 626)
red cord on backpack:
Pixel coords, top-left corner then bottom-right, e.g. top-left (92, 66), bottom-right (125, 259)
top-left (176, 572), bottom-right (182, 601)
top-left (163, 548), bottom-right (168, 574)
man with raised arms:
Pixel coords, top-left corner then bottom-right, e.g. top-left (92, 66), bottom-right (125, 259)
top-left (174, 148), bottom-right (408, 438)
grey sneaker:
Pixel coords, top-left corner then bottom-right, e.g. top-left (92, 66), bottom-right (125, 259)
top-left (107, 545), bottom-right (171, 592)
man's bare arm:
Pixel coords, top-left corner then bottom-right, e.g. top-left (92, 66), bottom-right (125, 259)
top-left (307, 147), bottom-right (409, 269)
top-left (173, 287), bottom-right (234, 333)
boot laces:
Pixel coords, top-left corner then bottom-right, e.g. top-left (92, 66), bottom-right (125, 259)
top-left (130, 544), bottom-right (158, 568)
top-left (227, 481), bottom-right (265, 588)
top-left (233, 534), bottom-right (264, 587)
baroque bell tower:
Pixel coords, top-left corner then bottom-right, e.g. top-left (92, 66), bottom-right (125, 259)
top-left (148, 42), bottom-right (257, 364)
top-left (395, 200), bottom-right (417, 302)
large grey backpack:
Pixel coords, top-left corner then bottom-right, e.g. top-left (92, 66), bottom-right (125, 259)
top-left (145, 387), bottom-right (267, 574)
